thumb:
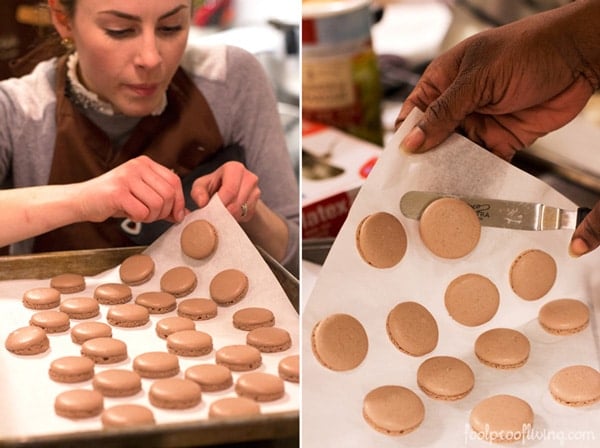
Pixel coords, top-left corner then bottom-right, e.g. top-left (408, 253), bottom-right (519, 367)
top-left (569, 203), bottom-right (600, 257)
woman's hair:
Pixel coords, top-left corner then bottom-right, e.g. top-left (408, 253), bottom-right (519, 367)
top-left (9, 1), bottom-right (77, 77)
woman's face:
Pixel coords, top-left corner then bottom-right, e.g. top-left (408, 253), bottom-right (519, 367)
top-left (65, 0), bottom-right (191, 116)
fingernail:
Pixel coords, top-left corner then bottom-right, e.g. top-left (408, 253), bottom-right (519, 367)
top-left (400, 126), bottom-right (425, 152)
top-left (569, 238), bottom-right (590, 257)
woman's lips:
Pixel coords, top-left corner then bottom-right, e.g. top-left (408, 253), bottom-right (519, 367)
top-left (126, 83), bottom-right (160, 97)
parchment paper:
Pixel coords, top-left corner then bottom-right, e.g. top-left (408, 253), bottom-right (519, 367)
top-left (302, 110), bottom-right (600, 448)
top-left (0, 196), bottom-right (299, 441)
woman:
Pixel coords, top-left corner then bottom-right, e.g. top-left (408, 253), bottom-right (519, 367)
top-left (0, 0), bottom-right (299, 275)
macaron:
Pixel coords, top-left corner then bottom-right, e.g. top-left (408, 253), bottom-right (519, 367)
top-left (232, 307), bottom-right (275, 331)
top-left (549, 365), bottom-right (600, 407)
top-left (538, 298), bottom-right (590, 335)
top-left (235, 372), bottom-right (285, 402)
top-left (418, 197), bottom-right (481, 259)
top-left (101, 404), bottom-right (155, 428)
top-left (71, 321), bottom-right (112, 345)
top-left (155, 316), bottom-right (196, 339)
top-left (469, 394), bottom-right (534, 443)
top-left (133, 351), bottom-right (180, 378)
top-left (185, 364), bottom-right (233, 392)
top-left (209, 269), bottom-right (249, 306)
top-left (166, 329), bottom-right (213, 357)
top-left (311, 313), bottom-right (368, 371)
top-left (386, 301), bottom-right (438, 356)
top-left (119, 253), bottom-right (155, 286)
top-left (5, 325), bottom-right (49, 355)
top-left (94, 283), bottom-right (132, 305)
top-left (160, 266), bottom-right (197, 298)
top-left (54, 389), bottom-right (104, 419)
top-left (278, 355), bottom-right (299, 383)
top-left (474, 328), bottom-right (530, 369)
top-left (22, 287), bottom-right (61, 310)
top-left (59, 297), bottom-right (100, 320)
top-left (29, 310), bottom-right (70, 333)
top-left (416, 356), bottom-right (474, 401)
top-left (107, 303), bottom-right (149, 328)
top-left (362, 385), bottom-right (425, 436)
top-left (149, 378), bottom-right (202, 410)
top-left (81, 337), bottom-right (128, 364)
top-left (48, 356), bottom-right (95, 383)
top-left (246, 327), bottom-right (292, 353)
top-left (135, 291), bottom-right (177, 314)
top-left (50, 273), bottom-right (86, 294)
top-left (180, 219), bottom-right (218, 260)
top-left (444, 273), bottom-right (499, 327)
top-left (355, 211), bottom-right (408, 268)
top-left (208, 397), bottom-right (261, 419)
top-left (92, 369), bottom-right (142, 397)
top-left (509, 249), bottom-right (557, 300)
top-left (215, 345), bottom-right (262, 372)
top-left (177, 298), bottom-right (218, 321)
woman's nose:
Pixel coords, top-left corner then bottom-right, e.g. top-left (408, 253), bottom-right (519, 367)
top-left (134, 32), bottom-right (162, 69)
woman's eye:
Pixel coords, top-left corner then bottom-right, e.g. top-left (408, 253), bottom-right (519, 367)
top-left (105, 28), bottom-right (135, 38)
top-left (159, 25), bottom-right (183, 35)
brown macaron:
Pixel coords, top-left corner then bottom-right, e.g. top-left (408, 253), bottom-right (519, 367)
top-left (469, 394), bottom-right (534, 443)
top-left (119, 253), bottom-right (155, 286)
top-left (416, 356), bottom-right (474, 401)
top-left (209, 269), bottom-right (249, 306)
top-left (232, 307), bottom-right (275, 331)
top-left (311, 313), bottom-right (368, 371)
top-left (133, 351), bottom-right (180, 378)
top-left (94, 283), bottom-right (132, 305)
top-left (549, 365), bottom-right (600, 407)
top-left (22, 287), bottom-right (61, 310)
top-left (48, 356), bottom-right (95, 383)
top-left (180, 219), bottom-right (218, 260)
top-left (538, 298), bottom-right (590, 335)
top-left (50, 273), bottom-right (86, 294)
top-left (177, 298), bottom-right (218, 321)
top-left (278, 354), bottom-right (299, 383)
top-left (101, 404), bottom-right (155, 428)
top-left (54, 389), bottom-right (104, 419)
top-left (160, 266), bottom-right (197, 298)
top-left (363, 385), bottom-right (425, 436)
top-left (235, 372), bottom-right (285, 402)
top-left (107, 303), bottom-right (150, 328)
top-left (215, 345), bottom-right (262, 372)
top-left (5, 325), bottom-right (50, 356)
top-left (59, 297), bottom-right (100, 320)
top-left (444, 273), bottom-right (500, 327)
top-left (474, 328), bottom-right (530, 369)
top-left (386, 301), bottom-right (438, 356)
top-left (509, 249), bottom-right (557, 300)
top-left (81, 337), bottom-right (128, 364)
top-left (355, 211), bottom-right (408, 268)
top-left (246, 327), bottom-right (292, 353)
top-left (155, 316), bottom-right (196, 339)
top-left (149, 378), bottom-right (202, 410)
top-left (92, 369), bottom-right (142, 397)
top-left (135, 291), bottom-right (177, 314)
top-left (29, 310), bottom-right (70, 333)
top-left (166, 329), bottom-right (213, 357)
top-left (185, 364), bottom-right (233, 392)
top-left (419, 197), bottom-right (481, 259)
top-left (71, 321), bottom-right (112, 345)
top-left (209, 397), bottom-right (261, 419)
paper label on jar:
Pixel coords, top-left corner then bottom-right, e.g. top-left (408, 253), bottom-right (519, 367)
top-left (302, 56), bottom-right (355, 110)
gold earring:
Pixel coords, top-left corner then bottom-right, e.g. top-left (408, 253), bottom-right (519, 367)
top-left (61, 37), bottom-right (74, 52)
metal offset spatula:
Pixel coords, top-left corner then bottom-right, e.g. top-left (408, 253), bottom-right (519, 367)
top-left (400, 190), bottom-right (591, 231)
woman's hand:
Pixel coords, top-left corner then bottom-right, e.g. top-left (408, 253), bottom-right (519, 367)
top-left (76, 155), bottom-right (186, 224)
top-left (190, 161), bottom-right (261, 222)
top-left (397, 2), bottom-right (598, 161)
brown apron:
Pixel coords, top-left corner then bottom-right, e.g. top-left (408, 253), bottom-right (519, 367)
top-left (33, 56), bottom-right (224, 252)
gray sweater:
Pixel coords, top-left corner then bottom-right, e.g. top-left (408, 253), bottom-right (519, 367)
top-left (0, 44), bottom-right (299, 274)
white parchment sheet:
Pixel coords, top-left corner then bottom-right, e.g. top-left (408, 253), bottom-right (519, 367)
top-left (0, 196), bottom-right (299, 441)
top-left (302, 110), bottom-right (600, 448)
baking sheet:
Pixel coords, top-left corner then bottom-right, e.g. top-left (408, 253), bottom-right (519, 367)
top-left (0, 196), bottom-right (299, 441)
top-left (301, 110), bottom-right (600, 448)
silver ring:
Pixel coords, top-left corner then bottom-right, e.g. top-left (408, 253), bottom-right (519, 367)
top-left (240, 202), bottom-right (248, 217)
